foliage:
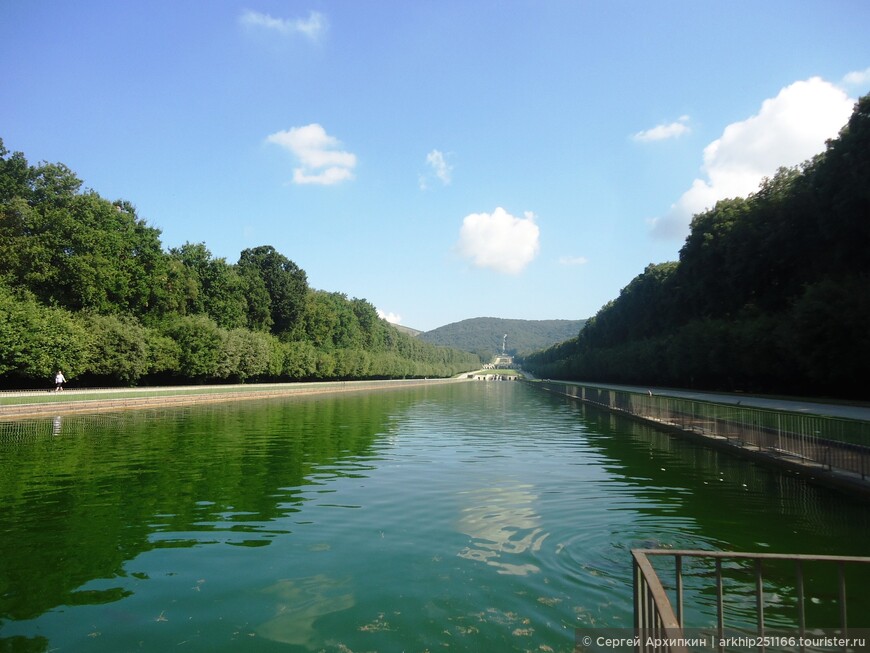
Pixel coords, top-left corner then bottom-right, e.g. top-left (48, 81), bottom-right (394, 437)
top-left (168, 242), bottom-right (248, 329)
top-left (238, 245), bottom-right (308, 336)
top-left (0, 140), bottom-right (480, 387)
top-left (0, 282), bottom-right (90, 383)
top-left (83, 313), bottom-right (162, 384)
top-left (523, 95), bottom-right (870, 398)
top-left (0, 163), bottom-right (172, 316)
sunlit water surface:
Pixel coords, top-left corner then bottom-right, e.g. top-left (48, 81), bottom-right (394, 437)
top-left (1, 382), bottom-right (868, 652)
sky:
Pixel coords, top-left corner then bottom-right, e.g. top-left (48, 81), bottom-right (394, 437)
top-left (2, 1), bottom-right (869, 332)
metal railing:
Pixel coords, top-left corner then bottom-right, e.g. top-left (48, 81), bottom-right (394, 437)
top-left (632, 550), bottom-right (870, 651)
top-left (535, 382), bottom-right (870, 483)
top-left (633, 549), bottom-right (690, 653)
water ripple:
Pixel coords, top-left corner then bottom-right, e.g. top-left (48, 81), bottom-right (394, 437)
top-left (2, 382), bottom-right (869, 652)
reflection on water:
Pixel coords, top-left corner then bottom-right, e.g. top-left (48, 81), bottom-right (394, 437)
top-left (1, 383), bottom-right (869, 652)
top-left (256, 575), bottom-right (355, 647)
top-left (456, 484), bottom-right (548, 576)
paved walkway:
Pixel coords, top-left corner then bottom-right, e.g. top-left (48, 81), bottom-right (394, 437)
top-left (0, 378), bottom-right (468, 420)
top-left (4, 377), bottom-right (868, 422)
top-left (551, 380), bottom-right (870, 421)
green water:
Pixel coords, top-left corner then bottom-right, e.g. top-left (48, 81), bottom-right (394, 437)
top-left (1, 382), bottom-right (868, 652)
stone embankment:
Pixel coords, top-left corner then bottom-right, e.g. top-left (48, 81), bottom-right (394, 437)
top-left (0, 378), bottom-right (469, 420)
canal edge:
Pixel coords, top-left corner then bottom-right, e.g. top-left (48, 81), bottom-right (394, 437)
top-left (0, 377), bottom-right (473, 421)
top-left (526, 379), bottom-right (870, 501)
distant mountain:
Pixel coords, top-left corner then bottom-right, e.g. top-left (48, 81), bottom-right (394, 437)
top-left (418, 317), bottom-right (586, 359)
top-left (392, 323), bottom-right (422, 337)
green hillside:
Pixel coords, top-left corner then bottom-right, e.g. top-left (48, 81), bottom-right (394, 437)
top-left (393, 324), bottom-right (423, 338)
top-left (419, 317), bottom-right (586, 359)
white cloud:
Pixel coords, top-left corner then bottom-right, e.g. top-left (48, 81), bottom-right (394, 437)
top-left (633, 115), bottom-right (690, 142)
top-left (558, 256), bottom-right (589, 266)
top-left (650, 77), bottom-right (855, 239)
top-left (457, 207), bottom-right (540, 275)
top-left (419, 149), bottom-right (453, 189)
top-left (377, 309), bottom-right (402, 325)
top-left (427, 150), bottom-right (452, 184)
top-left (266, 124), bottom-right (356, 186)
top-left (239, 10), bottom-right (326, 40)
top-left (842, 67), bottom-right (870, 89)
top-left (292, 167), bottom-right (355, 185)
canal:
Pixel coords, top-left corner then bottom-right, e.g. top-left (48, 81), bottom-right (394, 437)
top-left (1, 381), bottom-right (868, 651)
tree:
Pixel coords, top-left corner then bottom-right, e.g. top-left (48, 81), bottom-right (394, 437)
top-left (0, 140), bottom-right (33, 203)
top-left (83, 313), bottom-right (154, 384)
top-left (29, 161), bottom-right (83, 207)
top-left (169, 242), bottom-right (248, 329)
top-left (676, 197), bottom-right (751, 319)
top-left (237, 246), bottom-right (308, 336)
top-left (0, 163), bottom-right (170, 315)
top-left (161, 315), bottom-right (225, 380)
top-left (237, 265), bottom-right (273, 332)
top-left (0, 283), bottom-right (90, 382)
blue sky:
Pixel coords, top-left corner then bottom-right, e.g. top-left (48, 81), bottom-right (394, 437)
top-left (2, 1), bottom-right (869, 331)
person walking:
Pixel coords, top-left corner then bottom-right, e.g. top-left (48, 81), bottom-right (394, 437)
top-left (54, 370), bottom-right (66, 392)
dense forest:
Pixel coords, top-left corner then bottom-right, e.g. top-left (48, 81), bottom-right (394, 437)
top-left (419, 317), bottom-right (587, 359)
top-left (0, 141), bottom-right (481, 387)
top-left (523, 94), bottom-right (869, 399)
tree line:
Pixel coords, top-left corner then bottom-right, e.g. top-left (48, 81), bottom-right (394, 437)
top-left (523, 94), bottom-right (870, 399)
top-left (0, 141), bottom-right (480, 387)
